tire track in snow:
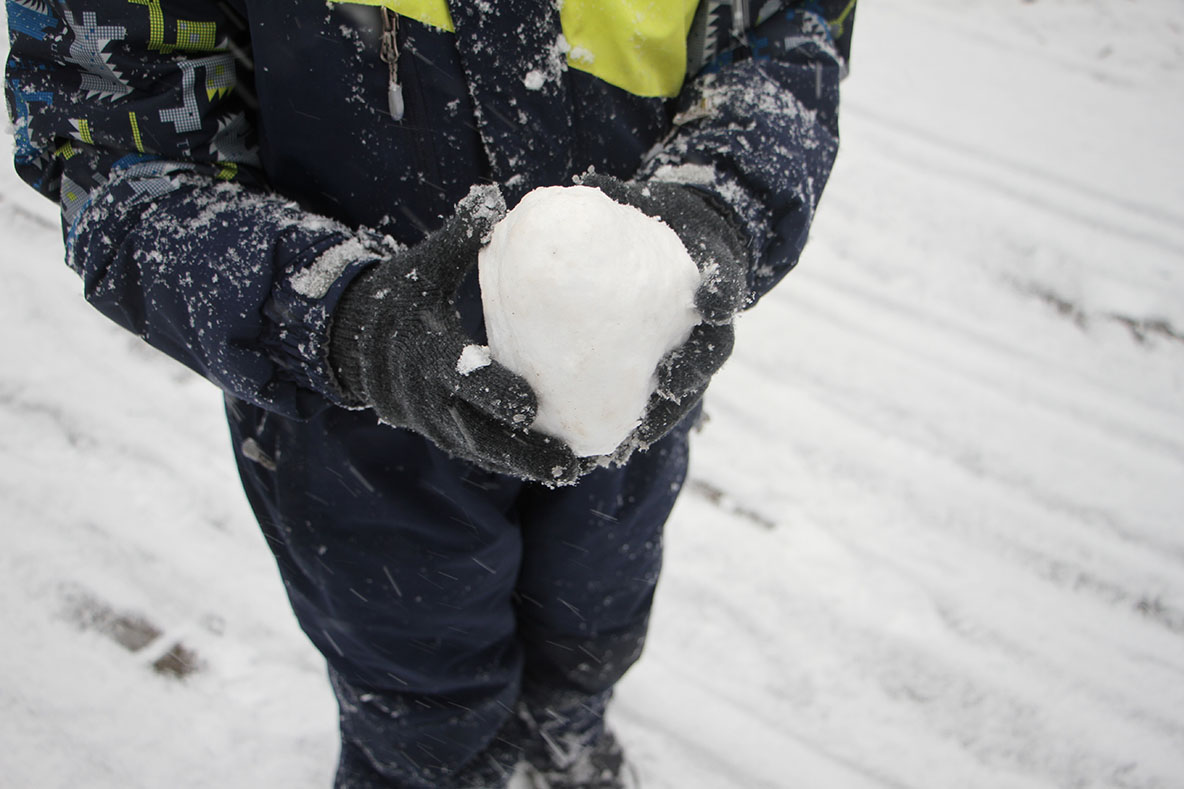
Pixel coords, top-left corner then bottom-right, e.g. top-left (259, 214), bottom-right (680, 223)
top-left (729, 346), bottom-right (1184, 568)
top-left (660, 473), bottom-right (1184, 789)
top-left (0, 191), bottom-right (60, 232)
top-left (716, 367), bottom-right (1184, 622)
top-left (842, 105), bottom-right (1184, 262)
top-left (873, 1), bottom-right (1180, 102)
top-left (693, 390), bottom-right (1184, 786)
top-left (844, 101), bottom-right (1184, 232)
top-left (770, 272), bottom-right (1184, 465)
top-left (619, 655), bottom-right (907, 789)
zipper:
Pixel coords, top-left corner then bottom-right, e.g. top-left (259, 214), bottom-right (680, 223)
top-left (380, 8), bottom-right (405, 120)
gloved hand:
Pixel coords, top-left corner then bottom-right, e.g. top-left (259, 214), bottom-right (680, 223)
top-left (328, 185), bottom-right (588, 484)
top-left (579, 173), bottom-right (750, 449)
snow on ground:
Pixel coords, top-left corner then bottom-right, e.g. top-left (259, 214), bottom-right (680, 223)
top-left (3, 1), bottom-right (1183, 787)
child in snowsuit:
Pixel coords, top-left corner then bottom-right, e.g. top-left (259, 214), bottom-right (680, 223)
top-left (5, 1), bottom-right (853, 786)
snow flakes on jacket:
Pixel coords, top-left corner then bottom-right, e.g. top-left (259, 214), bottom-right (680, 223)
top-left (5, 0), bottom-right (854, 417)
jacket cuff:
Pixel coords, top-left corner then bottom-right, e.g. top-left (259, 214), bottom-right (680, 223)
top-left (264, 230), bottom-right (392, 408)
top-left (643, 163), bottom-right (768, 296)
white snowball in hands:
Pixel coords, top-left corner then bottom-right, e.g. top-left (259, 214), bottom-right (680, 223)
top-left (478, 185), bottom-right (701, 457)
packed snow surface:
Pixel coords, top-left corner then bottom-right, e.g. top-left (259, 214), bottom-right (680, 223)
top-left (478, 185), bottom-right (700, 456)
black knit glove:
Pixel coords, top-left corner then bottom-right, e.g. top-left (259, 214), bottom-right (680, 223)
top-left (579, 173), bottom-right (750, 448)
top-left (328, 185), bottom-right (588, 484)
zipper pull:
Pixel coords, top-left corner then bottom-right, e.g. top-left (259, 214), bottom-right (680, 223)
top-left (380, 8), bottom-right (405, 121)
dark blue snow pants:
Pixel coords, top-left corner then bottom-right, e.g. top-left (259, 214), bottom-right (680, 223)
top-left (226, 396), bottom-right (692, 788)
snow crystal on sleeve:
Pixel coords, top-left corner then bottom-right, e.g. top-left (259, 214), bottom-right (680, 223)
top-left (290, 238), bottom-right (369, 299)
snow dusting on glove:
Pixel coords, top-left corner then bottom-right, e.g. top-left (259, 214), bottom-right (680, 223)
top-left (578, 172), bottom-right (750, 450)
top-left (328, 184), bottom-right (589, 485)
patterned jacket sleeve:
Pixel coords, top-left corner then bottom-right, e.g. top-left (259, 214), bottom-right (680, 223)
top-left (4, 1), bottom-right (383, 418)
top-left (640, 0), bottom-right (856, 304)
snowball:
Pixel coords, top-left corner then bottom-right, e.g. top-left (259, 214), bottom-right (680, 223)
top-left (478, 185), bottom-right (701, 457)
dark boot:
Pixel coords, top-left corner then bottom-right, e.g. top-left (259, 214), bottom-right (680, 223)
top-left (522, 729), bottom-right (639, 789)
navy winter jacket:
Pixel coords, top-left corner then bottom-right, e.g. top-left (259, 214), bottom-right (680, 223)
top-left (6, 0), bottom-right (853, 419)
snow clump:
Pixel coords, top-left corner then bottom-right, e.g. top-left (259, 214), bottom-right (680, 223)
top-left (478, 185), bottom-right (701, 457)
